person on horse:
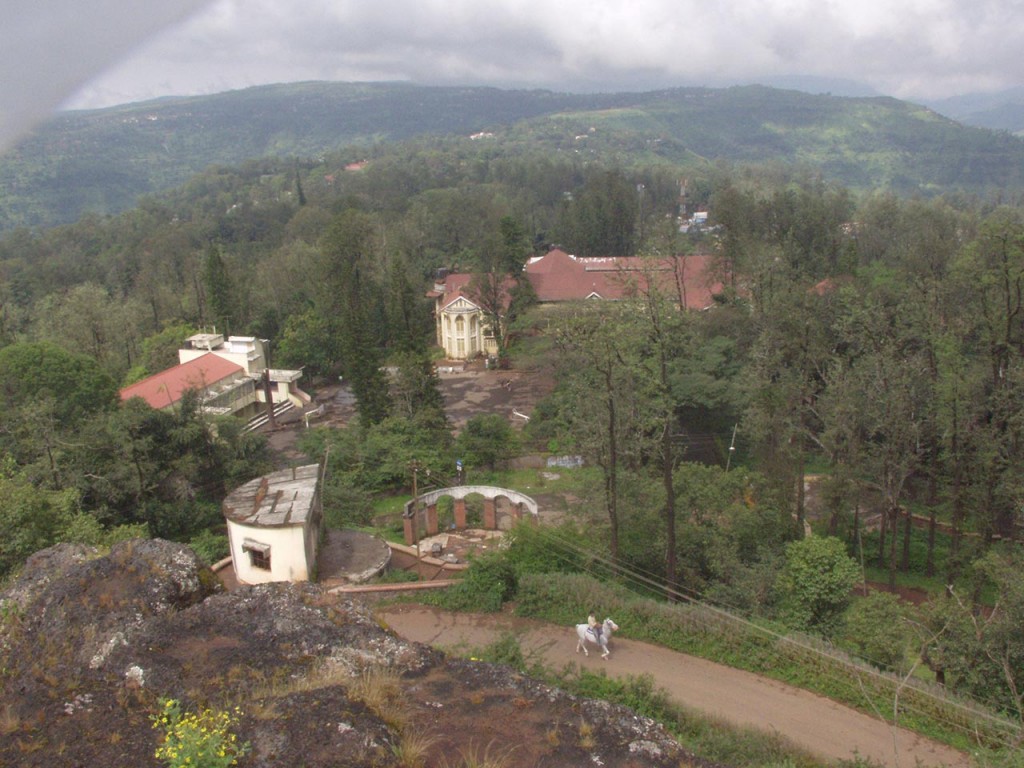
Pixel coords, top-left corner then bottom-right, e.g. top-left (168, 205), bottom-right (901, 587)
top-left (587, 612), bottom-right (602, 642)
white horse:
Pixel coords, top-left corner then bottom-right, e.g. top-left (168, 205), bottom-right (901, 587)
top-left (575, 618), bottom-right (619, 659)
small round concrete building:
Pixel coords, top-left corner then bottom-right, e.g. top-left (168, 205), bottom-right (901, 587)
top-left (223, 464), bottom-right (324, 585)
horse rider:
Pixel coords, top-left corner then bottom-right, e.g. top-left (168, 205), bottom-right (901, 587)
top-left (587, 612), bottom-right (602, 642)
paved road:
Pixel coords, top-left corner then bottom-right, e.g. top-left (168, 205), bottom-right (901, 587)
top-left (375, 605), bottom-right (971, 768)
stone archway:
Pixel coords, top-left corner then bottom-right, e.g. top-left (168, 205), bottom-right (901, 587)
top-left (402, 485), bottom-right (539, 546)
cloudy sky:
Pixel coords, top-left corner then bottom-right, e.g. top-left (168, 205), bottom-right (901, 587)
top-left (4, 0), bottom-right (1024, 147)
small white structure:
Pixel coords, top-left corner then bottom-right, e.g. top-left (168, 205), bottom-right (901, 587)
top-left (181, 332), bottom-right (311, 413)
top-left (121, 332), bottom-right (311, 419)
top-left (180, 333), bottom-right (267, 372)
top-left (223, 464), bottom-right (323, 585)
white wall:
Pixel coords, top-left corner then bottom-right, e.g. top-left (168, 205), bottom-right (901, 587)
top-left (227, 520), bottom-right (311, 584)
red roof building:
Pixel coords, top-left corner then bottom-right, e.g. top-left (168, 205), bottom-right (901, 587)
top-left (120, 353), bottom-right (249, 412)
top-left (523, 248), bottom-right (721, 308)
top-left (431, 248), bottom-right (723, 360)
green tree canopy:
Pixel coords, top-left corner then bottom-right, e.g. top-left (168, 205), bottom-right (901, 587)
top-left (775, 535), bottom-right (859, 636)
top-left (456, 414), bottom-right (518, 471)
top-left (0, 341), bottom-right (118, 425)
top-left (0, 457), bottom-right (79, 577)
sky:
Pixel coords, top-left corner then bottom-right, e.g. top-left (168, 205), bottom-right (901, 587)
top-left (4, 0), bottom-right (1024, 149)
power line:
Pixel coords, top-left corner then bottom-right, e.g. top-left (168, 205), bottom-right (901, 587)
top-left (519, 523), bottom-right (1022, 747)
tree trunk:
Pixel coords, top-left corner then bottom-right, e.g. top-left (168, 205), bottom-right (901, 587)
top-left (604, 368), bottom-right (619, 560)
top-left (888, 506), bottom-right (899, 590)
top-left (877, 510), bottom-right (887, 570)
top-left (926, 507), bottom-right (937, 578)
top-left (605, 470), bottom-right (619, 561)
top-left (901, 506), bottom-right (912, 572)
top-left (663, 421), bottom-right (677, 601)
top-left (795, 451), bottom-right (806, 537)
top-left (947, 425), bottom-right (964, 585)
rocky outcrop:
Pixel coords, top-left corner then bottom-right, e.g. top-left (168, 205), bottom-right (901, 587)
top-left (0, 539), bottom-right (713, 767)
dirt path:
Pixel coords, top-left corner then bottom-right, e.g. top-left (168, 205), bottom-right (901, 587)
top-left (375, 605), bottom-right (971, 768)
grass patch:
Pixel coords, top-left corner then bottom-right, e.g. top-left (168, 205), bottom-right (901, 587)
top-left (858, 565), bottom-right (945, 595)
top-left (391, 729), bottom-right (438, 768)
top-left (439, 740), bottom-right (516, 768)
top-left (347, 667), bottom-right (407, 731)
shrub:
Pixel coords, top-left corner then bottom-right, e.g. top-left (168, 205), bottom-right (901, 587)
top-left (188, 530), bottom-right (230, 566)
top-left (775, 536), bottom-right (859, 637)
top-left (151, 698), bottom-right (249, 768)
top-left (502, 520), bottom-right (584, 577)
top-left (476, 632), bottom-right (526, 672)
top-left (440, 551), bottom-right (517, 612)
top-left (842, 591), bottom-right (910, 672)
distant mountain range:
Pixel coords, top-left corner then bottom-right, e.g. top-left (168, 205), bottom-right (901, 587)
top-left (925, 87), bottom-right (1024, 135)
top-left (4, 81), bottom-right (1024, 232)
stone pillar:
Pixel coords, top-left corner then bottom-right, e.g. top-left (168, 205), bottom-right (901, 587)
top-left (426, 504), bottom-right (439, 536)
top-left (483, 498), bottom-right (496, 530)
top-left (453, 498), bottom-right (467, 530)
top-left (403, 513), bottom-right (416, 546)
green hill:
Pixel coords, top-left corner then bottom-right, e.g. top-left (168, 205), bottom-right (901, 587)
top-left (4, 81), bottom-right (1024, 231)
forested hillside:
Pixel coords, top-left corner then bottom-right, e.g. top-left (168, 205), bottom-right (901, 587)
top-left (5, 81), bottom-right (1024, 230)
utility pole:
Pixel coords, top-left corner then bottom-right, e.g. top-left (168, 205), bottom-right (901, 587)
top-left (410, 460), bottom-right (422, 576)
top-left (262, 369), bottom-right (277, 428)
top-left (726, 424), bottom-right (738, 471)
top-left (637, 183), bottom-right (645, 245)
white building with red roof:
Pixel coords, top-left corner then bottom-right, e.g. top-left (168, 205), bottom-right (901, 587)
top-left (430, 249), bottom-right (722, 360)
top-left (429, 273), bottom-right (512, 361)
top-left (120, 353), bottom-right (250, 413)
top-left (119, 332), bottom-right (309, 419)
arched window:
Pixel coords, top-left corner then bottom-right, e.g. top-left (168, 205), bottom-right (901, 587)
top-left (455, 315), bottom-right (465, 357)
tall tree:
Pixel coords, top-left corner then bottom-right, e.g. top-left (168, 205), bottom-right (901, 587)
top-left (557, 169), bottom-right (638, 257)
top-left (553, 303), bottom-right (648, 559)
top-left (202, 244), bottom-right (234, 334)
top-left (743, 264), bottom-right (835, 534)
top-left (823, 280), bottom-right (930, 588)
top-left (319, 209), bottom-right (391, 425)
top-left (950, 207), bottom-right (1024, 541)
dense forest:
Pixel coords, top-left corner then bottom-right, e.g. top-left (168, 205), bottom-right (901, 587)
top-left (3, 112), bottom-right (1024, 738)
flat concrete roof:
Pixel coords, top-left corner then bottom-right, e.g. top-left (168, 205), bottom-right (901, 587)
top-left (223, 464), bottom-right (320, 527)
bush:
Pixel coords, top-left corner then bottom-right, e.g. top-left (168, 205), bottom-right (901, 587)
top-left (323, 475), bottom-right (375, 527)
top-left (151, 698), bottom-right (249, 768)
top-left (188, 530), bottom-right (230, 566)
top-left (841, 591), bottom-right (911, 672)
top-left (776, 536), bottom-right (859, 637)
top-left (439, 551), bottom-right (517, 612)
top-left (502, 520), bottom-right (585, 577)
top-left (60, 515), bottom-right (150, 549)
top-left (455, 414), bottom-right (518, 470)
top-left (477, 632), bottom-right (527, 671)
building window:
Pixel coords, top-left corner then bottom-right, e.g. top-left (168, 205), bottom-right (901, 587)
top-left (242, 539), bottom-right (271, 571)
top-left (250, 549), bottom-right (271, 570)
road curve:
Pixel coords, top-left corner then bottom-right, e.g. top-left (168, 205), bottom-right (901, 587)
top-left (375, 605), bottom-right (971, 768)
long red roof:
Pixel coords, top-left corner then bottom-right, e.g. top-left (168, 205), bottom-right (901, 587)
top-left (525, 248), bottom-right (722, 308)
top-left (120, 353), bottom-right (245, 410)
top-left (435, 249), bottom-right (721, 311)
